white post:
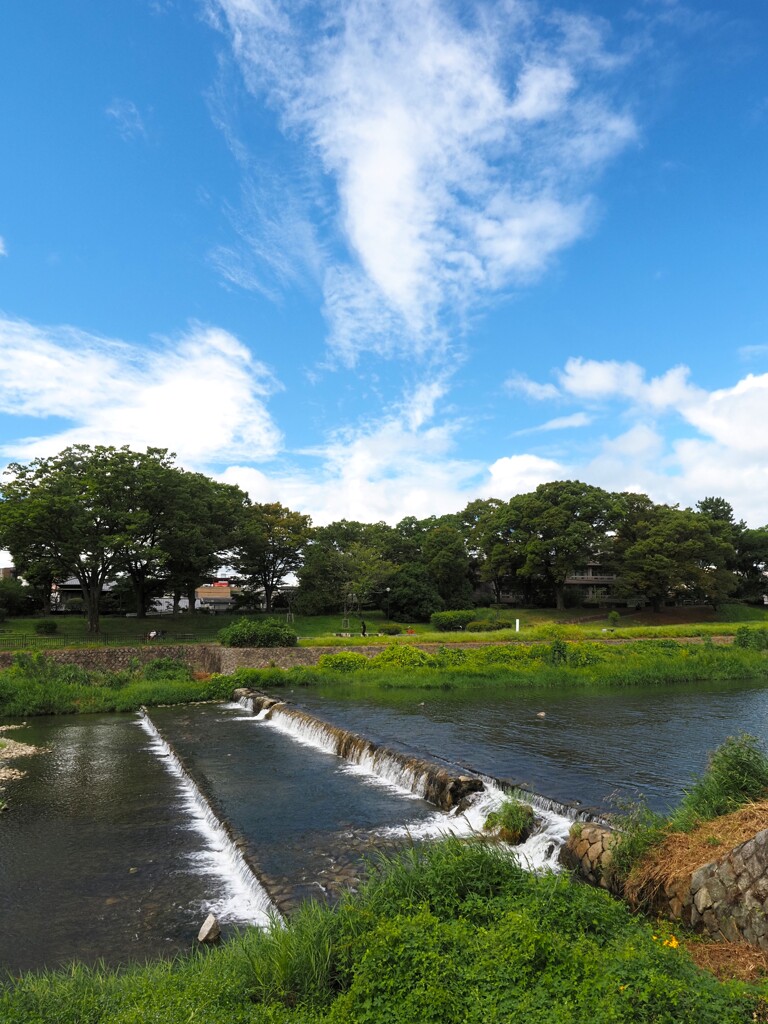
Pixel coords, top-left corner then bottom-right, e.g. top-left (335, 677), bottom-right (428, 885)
top-left (515, 618), bottom-right (520, 633)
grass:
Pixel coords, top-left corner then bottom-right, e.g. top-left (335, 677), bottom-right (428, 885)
top-left (612, 734), bottom-right (768, 896)
top-left (226, 640), bottom-right (768, 694)
top-left (1, 839), bottom-right (766, 1023)
top-left (0, 653), bottom-right (233, 717)
top-left (4, 604), bottom-right (767, 652)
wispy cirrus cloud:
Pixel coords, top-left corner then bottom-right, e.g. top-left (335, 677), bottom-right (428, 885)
top-left (206, 0), bottom-right (638, 364)
top-left (0, 236), bottom-right (6, 257)
top-left (105, 98), bottom-right (147, 141)
top-left (0, 317), bottom-right (282, 466)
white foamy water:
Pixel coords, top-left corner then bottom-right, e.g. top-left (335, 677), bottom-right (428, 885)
top-left (137, 710), bottom-right (278, 927)
top-left (251, 700), bottom-right (573, 872)
top-left (261, 706), bottom-right (431, 800)
top-left (381, 782), bottom-right (571, 872)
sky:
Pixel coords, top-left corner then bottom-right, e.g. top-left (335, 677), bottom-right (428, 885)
top-left (1, 0), bottom-right (767, 545)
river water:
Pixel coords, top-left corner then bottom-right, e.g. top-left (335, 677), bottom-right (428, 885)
top-left (2, 677), bottom-right (768, 973)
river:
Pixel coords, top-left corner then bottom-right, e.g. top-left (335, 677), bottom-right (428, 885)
top-left (2, 676), bottom-right (767, 973)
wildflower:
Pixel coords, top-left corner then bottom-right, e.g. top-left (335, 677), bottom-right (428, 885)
top-left (663, 935), bottom-right (679, 949)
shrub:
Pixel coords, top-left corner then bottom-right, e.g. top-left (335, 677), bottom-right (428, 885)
top-left (464, 620), bottom-right (504, 632)
top-left (734, 626), bottom-right (768, 650)
top-left (33, 620), bottom-right (58, 635)
top-left (217, 617), bottom-right (298, 648)
top-left (379, 624), bottom-right (402, 635)
top-left (607, 610), bottom-right (620, 627)
top-left (317, 652), bottom-right (370, 672)
top-left (370, 644), bottom-right (434, 669)
top-left (483, 799), bottom-right (535, 844)
top-left (670, 733), bottom-right (768, 831)
top-left (142, 658), bottom-right (193, 682)
top-left (430, 610), bottom-right (476, 632)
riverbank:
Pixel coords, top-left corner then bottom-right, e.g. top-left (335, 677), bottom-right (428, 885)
top-left (1, 838), bottom-right (765, 1023)
top-left (2, 642), bottom-right (767, 718)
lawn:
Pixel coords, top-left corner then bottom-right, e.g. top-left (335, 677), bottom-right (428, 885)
top-left (1, 604), bottom-right (767, 651)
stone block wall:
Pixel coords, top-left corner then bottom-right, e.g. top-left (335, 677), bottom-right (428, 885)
top-left (561, 823), bottom-right (768, 950)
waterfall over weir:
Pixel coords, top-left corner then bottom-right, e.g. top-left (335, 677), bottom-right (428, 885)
top-left (138, 709), bottom-right (278, 927)
top-left (236, 691), bottom-right (576, 874)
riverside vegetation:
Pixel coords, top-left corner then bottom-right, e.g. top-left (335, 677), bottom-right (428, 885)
top-left (2, 636), bottom-right (768, 718)
top-left (609, 733), bottom-right (768, 896)
top-left (2, 838), bottom-right (767, 1023)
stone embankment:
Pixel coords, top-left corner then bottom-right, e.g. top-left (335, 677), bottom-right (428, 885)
top-left (0, 634), bottom-right (736, 673)
top-left (561, 823), bottom-right (768, 949)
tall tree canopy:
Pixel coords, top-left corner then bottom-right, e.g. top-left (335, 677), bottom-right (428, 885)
top-left (0, 446), bottom-right (177, 632)
top-left (232, 502), bottom-right (312, 612)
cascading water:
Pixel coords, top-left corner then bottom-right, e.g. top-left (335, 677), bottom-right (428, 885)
top-left (241, 692), bottom-right (575, 873)
top-left (137, 709), bottom-right (278, 927)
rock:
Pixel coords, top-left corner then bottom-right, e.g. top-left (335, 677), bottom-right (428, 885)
top-left (536, 711), bottom-right (546, 718)
top-left (198, 913), bottom-right (221, 943)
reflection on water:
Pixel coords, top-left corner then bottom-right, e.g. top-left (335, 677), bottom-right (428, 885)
top-left (291, 677), bottom-right (768, 813)
top-left (3, 676), bottom-right (767, 974)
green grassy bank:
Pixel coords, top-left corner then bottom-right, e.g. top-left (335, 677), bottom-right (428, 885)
top-left (2, 641), bottom-right (768, 718)
top-left (3, 604), bottom-right (768, 652)
top-left (0, 654), bottom-right (232, 718)
top-left (224, 640), bottom-right (768, 695)
top-left (1, 839), bottom-right (765, 1024)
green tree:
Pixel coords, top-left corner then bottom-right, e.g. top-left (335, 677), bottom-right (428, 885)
top-left (232, 502), bottom-right (312, 612)
top-left (161, 472), bottom-right (248, 614)
top-left (422, 522), bottom-right (473, 608)
top-left (514, 481), bottom-right (617, 610)
top-left (614, 503), bottom-right (735, 611)
top-left (386, 563), bottom-right (444, 621)
top-left (0, 446), bottom-right (173, 633)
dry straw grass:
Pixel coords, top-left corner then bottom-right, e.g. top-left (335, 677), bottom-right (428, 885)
top-left (685, 939), bottom-right (768, 983)
top-left (625, 800), bottom-right (768, 905)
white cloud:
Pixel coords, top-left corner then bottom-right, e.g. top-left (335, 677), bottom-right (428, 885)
top-left (223, 409), bottom-right (484, 524)
top-left (0, 317), bottom-right (282, 466)
top-left (505, 372), bottom-right (560, 400)
top-left (487, 453), bottom-right (564, 497)
top-left (0, 236), bottom-right (6, 257)
top-left (105, 98), bottom-right (147, 141)
top-left (518, 412), bottom-right (593, 433)
top-left (209, 0), bottom-right (638, 362)
top-left (505, 356), bottom-right (768, 524)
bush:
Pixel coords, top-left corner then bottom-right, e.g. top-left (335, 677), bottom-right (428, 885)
top-left (317, 652), bottom-right (370, 672)
top-left (483, 798), bottom-right (535, 844)
top-left (670, 733), bottom-right (768, 831)
top-left (430, 610), bottom-right (476, 632)
top-left (370, 644), bottom-right (434, 669)
top-left (734, 626), bottom-right (768, 650)
top-left (465, 619), bottom-right (514, 632)
top-left (33, 620), bottom-right (58, 635)
top-left (217, 617), bottom-right (298, 648)
top-left (379, 624), bottom-right (402, 635)
top-left (142, 657), bottom-right (193, 682)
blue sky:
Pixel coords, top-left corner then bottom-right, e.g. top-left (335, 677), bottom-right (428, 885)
top-left (1, 0), bottom-right (767, 535)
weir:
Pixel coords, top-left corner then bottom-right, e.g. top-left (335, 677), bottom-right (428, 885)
top-left (238, 691), bottom-right (483, 811)
top-left (235, 690), bottom-right (578, 873)
top-left (138, 708), bottom-right (278, 927)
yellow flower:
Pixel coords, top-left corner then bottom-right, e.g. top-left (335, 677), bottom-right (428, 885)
top-left (663, 935), bottom-right (679, 949)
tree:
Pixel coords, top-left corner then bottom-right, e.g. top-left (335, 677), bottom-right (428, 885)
top-left (614, 503), bottom-right (735, 611)
top-left (295, 521), bottom-right (397, 616)
top-left (161, 472), bottom-right (248, 614)
top-left (232, 502), bottom-right (312, 612)
top-left (514, 481), bottom-right (617, 610)
top-left (0, 446), bottom-right (175, 633)
top-left (386, 564), bottom-right (444, 621)
top-left (421, 523), bottom-right (473, 608)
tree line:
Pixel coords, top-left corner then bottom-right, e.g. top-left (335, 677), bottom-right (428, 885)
top-left (0, 445), bottom-right (765, 632)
